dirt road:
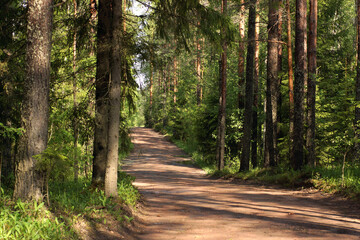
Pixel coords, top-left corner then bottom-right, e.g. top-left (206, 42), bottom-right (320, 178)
top-left (122, 127), bottom-right (360, 239)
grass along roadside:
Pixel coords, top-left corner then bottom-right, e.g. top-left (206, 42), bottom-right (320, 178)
top-left (172, 139), bottom-right (360, 199)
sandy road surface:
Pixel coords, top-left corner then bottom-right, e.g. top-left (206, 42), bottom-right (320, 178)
top-left (122, 127), bottom-right (360, 240)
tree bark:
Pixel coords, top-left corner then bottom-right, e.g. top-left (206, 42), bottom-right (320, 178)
top-left (92, 0), bottom-right (112, 186)
top-left (0, 150), bottom-right (2, 189)
top-left (251, 1), bottom-right (260, 169)
top-left (286, 0), bottom-right (295, 161)
top-left (13, 0), bottom-right (53, 201)
top-left (216, 0), bottom-right (227, 171)
top-left (237, 0), bottom-right (246, 158)
top-left (306, 0), bottom-right (317, 166)
top-left (121, 0), bottom-right (127, 109)
top-left (174, 56), bottom-right (178, 104)
top-left (277, 1), bottom-right (283, 164)
top-left (292, 0), bottom-right (307, 170)
top-left (240, 0), bottom-right (256, 172)
top-left (73, 0), bottom-right (79, 182)
top-left (264, 0), bottom-right (280, 167)
top-left (150, 52), bottom-right (153, 107)
top-left (90, 0), bottom-right (97, 55)
top-left (196, 23), bottom-right (203, 105)
top-left (355, 0), bottom-right (360, 158)
top-left (105, 0), bottom-right (122, 197)
top-left (238, 0), bottom-right (246, 110)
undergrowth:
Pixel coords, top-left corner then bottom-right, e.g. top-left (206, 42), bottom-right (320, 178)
top-left (0, 188), bottom-right (75, 240)
top-left (174, 138), bottom-right (360, 199)
top-left (0, 171), bottom-right (139, 240)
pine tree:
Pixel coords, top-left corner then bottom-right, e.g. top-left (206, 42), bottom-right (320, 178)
top-left (216, 0), bottom-right (228, 170)
top-left (92, 0), bottom-right (112, 186)
top-left (105, 0), bottom-right (123, 197)
top-left (240, 0), bottom-right (256, 171)
top-left (14, 0), bottom-right (53, 201)
top-left (292, 0), bottom-right (307, 170)
top-left (286, 0), bottom-right (295, 160)
top-left (306, 0), bottom-right (317, 166)
top-left (265, 0), bottom-right (280, 167)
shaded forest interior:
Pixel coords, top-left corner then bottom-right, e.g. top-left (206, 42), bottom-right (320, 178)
top-left (1, 0), bottom-right (360, 238)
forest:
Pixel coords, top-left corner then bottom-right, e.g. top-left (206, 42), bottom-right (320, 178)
top-left (1, 0), bottom-right (360, 238)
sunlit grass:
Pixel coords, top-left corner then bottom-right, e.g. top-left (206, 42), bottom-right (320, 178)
top-left (0, 188), bottom-right (76, 240)
top-left (173, 138), bottom-right (360, 199)
top-left (0, 171), bottom-right (140, 239)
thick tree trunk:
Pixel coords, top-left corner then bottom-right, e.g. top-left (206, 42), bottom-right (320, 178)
top-left (105, 0), bottom-right (122, 197)
top-left (251, 2), bottom-right (260, 169)
top-left (216, 0), bottom-right (227, 170)
top-left (286, 0), bottom-right (295, 160)
top-left (264, 0), bottom-right (280, 167)
top-left (13, 0), bottom-right (52, 201)
top-left (240, 0), bottom-right (256, 172)
top-left (92, 0), bottom-right (112, 186)
top-left (306, 0), bottom-right (317, 166)
top-left (292, 0), bottom-right (307, 170)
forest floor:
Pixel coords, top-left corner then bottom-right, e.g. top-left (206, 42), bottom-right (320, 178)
top-left (120, 127), bottom-right (360, 239)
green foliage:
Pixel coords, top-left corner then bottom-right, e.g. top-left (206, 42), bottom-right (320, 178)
top-left (117, 171), bottom-right (140, 206)
top-left (0, 122), bottom-right (23, 139)
top-left (0, 192), bottom-right (75, 240)
top-left (0, 173), bottom-right (139, 239)
top-left (49, 174), bottom-right (139, 213)
top-left (311, 164), bottom-right (360, 197)
top-left (316, 0), bottom-right (357, 164)
top-left (34, 146), bottom-right (71, 181)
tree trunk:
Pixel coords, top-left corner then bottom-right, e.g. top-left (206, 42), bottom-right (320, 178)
top-left (264, 0), bottom-right (280, 167)
top-left (174, 56), bottom-right (178, 104)
top-left (73, 0), bottom-right (79, 182)
top-left (216, 0), bottom-right (228, 171)
top-left (355, 0), bottom-right (360, 158)
top-left (105, 0), bottom-right (123, 197)
top-left (13, 0), bottom-right (53, 201)
top-left (90, 0), bottom-right (97, 56)
top-left (0, 152), bottom-right (2, 189)
top-left (306, 0), bottom-right (317, 166)
top-left (150, 53), bottom-right (154, 107)
top-left (292, 0), bottom-right (307, 170)
top-left (240, 0), bottom-right (256, 172)
top-left (277, 1), bottom-right (283, 163)
top-left (251, 1), bottom-right (260, 169)
top-left (196, 23), bottom-right (202, 105)
top-left (92, 0), bottom-right (112, 187)
top-left (238, 0), bottom-right (246, 110)
top-left (123, 0), bottom-right (126, 31)
top-left (121, 0), bottom-right (127, 110)
top-left (237, 0), bottom-right (246, 157)
top-left (286, 0), bottom-right (295, 161)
